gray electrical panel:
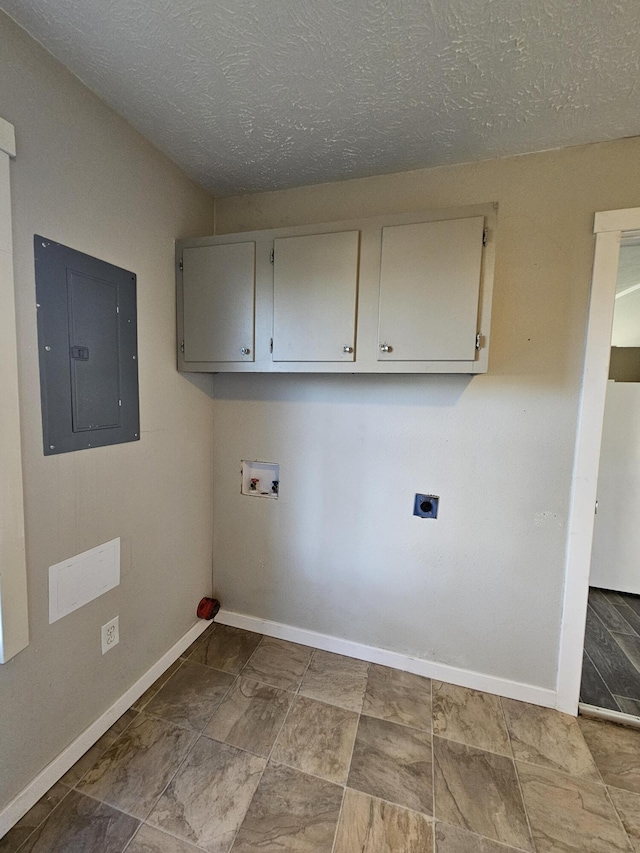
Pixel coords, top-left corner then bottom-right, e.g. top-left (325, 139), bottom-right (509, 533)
top-left (35, 236), bottom-right (139, 455)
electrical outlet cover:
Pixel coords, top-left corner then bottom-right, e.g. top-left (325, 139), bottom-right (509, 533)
top-left (413, 494), bottom-right (439, 518)
top-left (101, 616), bottom-right (119, 654)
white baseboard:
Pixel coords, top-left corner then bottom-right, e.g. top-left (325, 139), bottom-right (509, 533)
top-left (0, 619), bottom-right (210, 838)
top-left (217, 609), bottom-right (557, 710)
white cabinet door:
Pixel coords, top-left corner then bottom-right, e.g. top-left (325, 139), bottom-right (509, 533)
top-left (273, 231), bottom-right (359, 362)
top-left (182, 242), bottom-right (255, 363)
top-left (377, 216), bottom-right (484, 361)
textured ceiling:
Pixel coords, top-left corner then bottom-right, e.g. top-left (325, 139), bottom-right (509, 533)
top-left (2, 0), bottom-right (640, 196)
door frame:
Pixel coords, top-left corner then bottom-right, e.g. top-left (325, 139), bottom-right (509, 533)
top-left (556, 207), bottom-right (640, 714)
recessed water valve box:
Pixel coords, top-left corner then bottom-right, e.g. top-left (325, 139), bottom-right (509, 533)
top-left (414, 494), bottom-right (439, 518)
top-left (241, 460), bottom-right (280, 498)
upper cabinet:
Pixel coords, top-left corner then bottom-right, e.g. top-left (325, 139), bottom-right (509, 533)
top-left (273, 231), bottom-right (360, 362)
top-left (377, 217), bottom-right (484, 362)
top-left (177, 204), bottom-right (496, 374)
top-left (182, 242), bottom-right (255, 364)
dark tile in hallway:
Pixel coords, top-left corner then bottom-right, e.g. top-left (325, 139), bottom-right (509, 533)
top-left (581, 588), bottom-right (640, 710)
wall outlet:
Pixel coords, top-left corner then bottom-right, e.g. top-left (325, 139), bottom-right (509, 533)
top-left (101, 616), bottom-right (119, 654)
top-left (413, 494), bottom-right (439, 519)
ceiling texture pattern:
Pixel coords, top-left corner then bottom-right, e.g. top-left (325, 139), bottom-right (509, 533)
top-left (1, 0), bottom-right (639, 196)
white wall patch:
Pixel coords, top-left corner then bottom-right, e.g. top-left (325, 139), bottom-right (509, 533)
top-left (48, 538), bottom-right (120, 623)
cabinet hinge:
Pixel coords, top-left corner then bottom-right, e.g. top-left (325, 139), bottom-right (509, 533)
top-left (180, 340), bottom-right (185, 353)
top-left (482, 228), bottom-right (488, 247)
top-left (270, 337), bottom-right (273, 353)
top-left (475, 333), bottom-right (482, 350)
top-left (179, 258), bottom-right (184, 271)
top-left (270, 249), bottom-right (274, 264)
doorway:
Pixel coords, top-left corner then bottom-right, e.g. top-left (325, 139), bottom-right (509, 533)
top-left (557, 207), bottom-right (640, 718)
top-left (580, 235), bottom-right (640, 717)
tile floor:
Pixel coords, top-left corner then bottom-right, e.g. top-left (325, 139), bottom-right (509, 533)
top-left (3, 622), bottom-right (640, 852)
top-left (581, 587), bottom-right (640, 714)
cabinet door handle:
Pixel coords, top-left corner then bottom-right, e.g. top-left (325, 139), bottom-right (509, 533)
top-left (380, 343), bottom-right (392, 353)
top-left (343, 346), bottom-right (353, 354)
top-left (241, 347), bottom-right (251, 355)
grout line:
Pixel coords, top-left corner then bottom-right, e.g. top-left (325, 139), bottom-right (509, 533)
top-left (64, 707), bottom-right (141, 791)
top-left (237, 633), bottom-right (267, 677)
top-left (498, 697), bottom-right (537, 853)
top-left (12, 785), bottom-right (74, 853)
top-left (329, 787), bottom-right (347, 853)
top-left (225, 648), bottom-right (312, 853)
top-left (135, 819), bottom-right (211, 852)
top-left (430, 676), bottom-right (436, 825)
top-left (610, 632), bottom-right (640, 678)
top-left (601, 786), bottom-right (636, 853)
top-left (120, 820), bottom-right (144, 853)
top-left (582, 648), bottom-right (621, 714)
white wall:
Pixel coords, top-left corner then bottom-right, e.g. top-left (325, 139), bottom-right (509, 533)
top-left (590, 381), bottom-right (640, 595)
top-left (214, 136), bottom-right (640, 693)
top-left (0, 13), bottom-right (216, 811)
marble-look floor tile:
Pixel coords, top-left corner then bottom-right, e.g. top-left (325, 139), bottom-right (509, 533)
top-left (61, 709), bottom-right (139, 787)
top-left (272, 695), bottom-right (359, 784)
top-left (501, 698), bottom-right (600, 780)
top-left (435, 822), bottom-right (531, 852)
top-left (348, 715), bottom-right (433, 815)
top-left (133, 662), bottom-right (183, 712)
top-left (579, 717), bottom-right (640, 793)
top-left (205, 676), bottom-right (292, 757)
top-left (230, 763), bottom-right (343, 853)
top-left (433, 737), bottom-right (532, 851)
top-left (0, 782), bottom-right (69, 853)
top-left (188, 624), bottom-right (262, 674)
top-left (608, 786), bottom-right (640, 852)
top-left (148, 738), bottom-right (265, 853)
top-left (241, 637), bottom-right (312, 690)
top-left (143, 660), bottom-right (234, 731)
top-left (363, 664), bottom-right (431, 731)
top-left (432, 682), bottom-right (511, 756)
top-left (77, 714), bottom-right (196, 819)
top-left (333, 788), bottom-right (433, 853)
top-left (299, 650), bottom-right (369, 711)
top-left (17, 790), bottom-right (138, 853)
top-left (127, 824), bottom-right (203, 853)
top-left (180, 621), bottom-right (216, 659)
top-left (517, 761), bottom-right (631, 853)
